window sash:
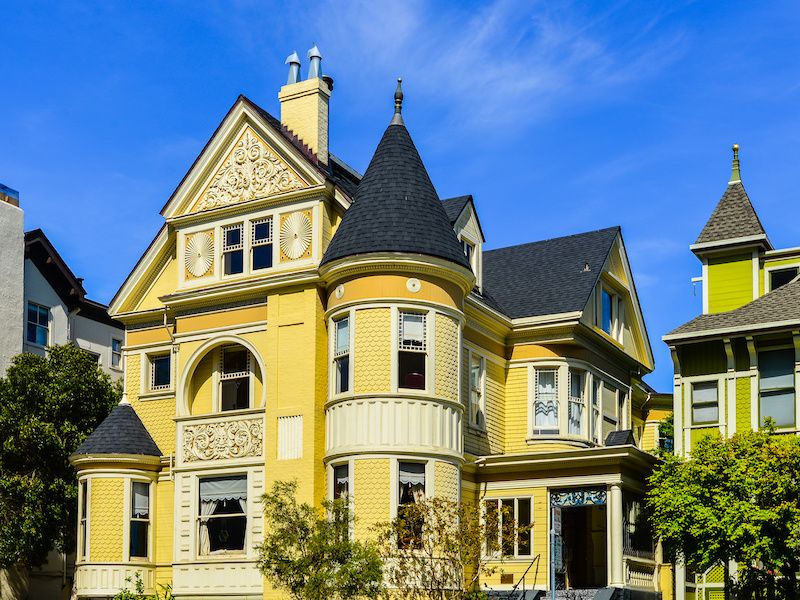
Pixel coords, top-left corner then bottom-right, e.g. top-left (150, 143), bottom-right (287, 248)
top-left (221, 349), bottom-right (250, 380)
top-left (568, 370), bottom-right (585, 436)
top-left (399, 312), bottom-right (426, 351)
top-left (334, 318), bottom-right (350, 357)
top-left (484, 497), bottom-right (532, 558)
top-left (111, 339), bottom-right (122, 368)
top-left (470, 354), bottom-right (485, 427)
top-left (223, 224), bottom-right (244, 251)
top-left (691, 381), bottom-right (719, 424)
top-left (251, 218), bottom-right (273, 245)
top-left (534, 369), bottom-right (559, 431)
top-left (26, 302), bottom-right (49, 345)
top-left (150, 355), bottom-right (171, 390)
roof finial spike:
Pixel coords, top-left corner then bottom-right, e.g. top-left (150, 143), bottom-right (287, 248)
top-left (730, 143), bottom-right (741, 184)
top-left (119, 391), bottom-right (130, 406)
top-left (391, 77), bottom-right (404, 126)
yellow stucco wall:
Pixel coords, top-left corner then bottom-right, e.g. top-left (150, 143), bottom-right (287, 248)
top-left (353, 458), bottom-right (391, 541)
top-left (89, 478), bottom-right (124, 562)
top-left (189, 350), bottom-right (215, 415)
top-left (707, 253), bottom-right (753, 313)
top-left (435, 313), bottom-right (459, 402)
top-left (327, 273), bottom-right (462, 311)
top-left (176, 304), bottom-right (267, 334)
top-left (353, 308), bottom-right (391, 393)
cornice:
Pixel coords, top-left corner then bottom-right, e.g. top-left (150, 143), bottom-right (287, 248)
top-left (70, 454), bottom-right (163, 471)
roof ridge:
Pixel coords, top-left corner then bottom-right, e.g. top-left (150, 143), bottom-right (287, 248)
top-left (485, 225), bottom-right (621, 255)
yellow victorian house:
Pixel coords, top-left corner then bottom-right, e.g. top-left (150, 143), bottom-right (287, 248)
top-left (71, 50), bottom-right (667, 599)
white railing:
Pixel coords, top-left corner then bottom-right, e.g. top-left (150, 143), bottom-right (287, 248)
top-left (625, 556), bottom-right (656, 590)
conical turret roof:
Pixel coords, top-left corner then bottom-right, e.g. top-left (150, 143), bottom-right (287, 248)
top-left (321, 89), bottom-right (469, 270)
top-left (72, 403), bottom-right (161, 457)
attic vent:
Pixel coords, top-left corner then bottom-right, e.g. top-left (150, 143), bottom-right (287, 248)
top-left (582, 262), bottom-right (591, 272)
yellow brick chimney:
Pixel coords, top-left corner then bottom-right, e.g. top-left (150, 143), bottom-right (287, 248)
top-left (278, 45), bottom-right (331, 164)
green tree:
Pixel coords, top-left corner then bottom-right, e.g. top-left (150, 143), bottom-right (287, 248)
top-left (0, 345), bottom-right (120, 570)
top-left (112, 572), bottom-right (173, 600)
top-left (647, 427), bottom-right (800, 600)
top-left (379, 496), bottom-right (532, 600)
top-left (256, 480), bottom-right (384, 600)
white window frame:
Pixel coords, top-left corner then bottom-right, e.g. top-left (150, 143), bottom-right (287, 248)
top-left (111, 337), bottom-right (123, 370)
top-left (330, 312), bottom-right (354, 396)
top-left (329, 459), bottom-right (354, 538)
top-left (26, 301), bottom-right (50, 347)
top-left (126, 479), bottom-right (152, 562)
top-left (218, 346), bottom-right (253, 412)
top-left (78, 478), bottom-right (90, 562)
top-left (758, 347), bottom-right (797, 429)
top-left (222, 223), bottom-right (245, 276)
top-left (396, 310), bottom-right (429, 392)
top-left (567, 369), bottom-right (587, 437)
top-left (690, 380), bottom-right (720, 426)
top-left (482, 496), bottom-right (533, 558)
top-left (468, 350), bottom-right (486, 430)
top-left (149, 352), bottom-right (172, 391)
top-left (531, 367), bottom-right (560, 436)
top-left (596, 284), bottom-right (625, 343)
top-left (590, 376), bottom-right (602, 444)
top-left (250, 216), bottom-right (274, 271)
top-left (765, 263), bottom-right (800, 293)
top-left (196, 473), bottom-right (248, 558)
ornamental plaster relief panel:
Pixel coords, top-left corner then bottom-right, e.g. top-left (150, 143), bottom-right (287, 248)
top-left (190, 127), bottom-right (307, 213)
top-left (179, 416), bottom-right (264, 463)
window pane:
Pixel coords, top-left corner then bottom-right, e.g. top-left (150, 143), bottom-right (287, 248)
top-left (568, 400), bottom-right (583, 435)
top-left (221, 378), bottom-right (249, 411)
top-left (27, 303), bottom-right (37, 324)
top-left (26, 322), bottom-right (38, 344)
top-left (760, 350), bottom-right (795, 390)
top-left (252, 244), bottom-right (273, 270)
top-left (223, 349), bottom-right (249, 375)
top-left (484, 500), bottom-right (498, 554)
top-left (692, 404), bottom-right (719, 424)
top-left (224, 225), bottom-right (242, 248)
top-left (333, 464), bottom-right (349, 498)
top-left (335, 355), bottom-right (350, 394)
top-left (398, 462), bottom-right (425, 504)
top-left (501, 499), bottom-right (515, 556)
top-left (761, 389), bottom-right (795, 427)
top-left (152, 356), bottom-right (170, 388)
top-left (37, 304), bottom-right (49, 325)
top-left (535, 370), bottom-right (558, 428)
top-left (517, 498), bottom-right (531, 556)
top-left (602, 383), bottom-right (618, 418)
top-left (399, 351), bottom-right (425, 389)
top-left (601, 289), bottom-right (613, 333)
top-left (570, 371), bottom-right (584, 398)
top-left (692, 381), bottom-right (718, 403)
top-left (770, 267), bottom-right (798, 291)
top-left (335, 318), bottom-right (349, 355)
top-left (207, 513), bottom-right (246, 552)
top-left (400, 313), bottom-right (425, 348)
top-left (129, 521), bottom-right (148, 558)
top-left (132, 482), bottom-right (149, 518)
top-left (224, 250), bottom-right (244, 275)
top-left (253, 220), bottom-right (272, 242)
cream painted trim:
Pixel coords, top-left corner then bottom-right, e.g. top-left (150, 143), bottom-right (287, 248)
top-left (77, 476), bottom-right (91, 563)
top-left (464, 294), bottom-right (512, 329)
top-left (174, 321), bottom-right (267, 344)
top-left (484, 474), bottom-right (623, 490)
top-left (765, 245), bottom-right (800, 258)
top-left (324, 392), bottom-right (465, 413)
top-left (689, 233), bottom-right (770, 253)
top-left (328, 308), bottom-right (355, 399)
top-left (71, 457), bottom-right (163, 470)
top-left (663, 318), bottom-right (800, 342)
top-left (465, 348), bottom-right (487, 431)
top-left (701, 258), bottom-right (709, 315)
top-left (123, 475), bottom-right (157, 564)
top-left (320, 253), bottom-right (475, 293)
top-left (325, 298), bottom-right (463, 325)
top-left (176, 335), bottom-right (267, 416)
top-left (510, 311), bottom-right (582, 327)
top-left (752, 249), bottom-right (760, 301)
top-left (681, 374), bottom-right (726, 434)
top-left (509, 356), bottom-right (628, 391)
top-left (764, 260), bottom-right (800, 293)
top-left (463, 340), bottom-right (505, 368)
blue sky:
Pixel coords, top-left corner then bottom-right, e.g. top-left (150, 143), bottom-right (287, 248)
top-left (2, 1), bottom-right (800, 390)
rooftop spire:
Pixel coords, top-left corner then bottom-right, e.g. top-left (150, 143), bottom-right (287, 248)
top-left (730, 143), bottom-right (741, 184)
top-left (391, 77), bottom-right (404, 126)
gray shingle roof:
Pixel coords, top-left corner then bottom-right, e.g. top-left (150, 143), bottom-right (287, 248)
top-left (73, 403), bottom-right (161, 457)
top-left (441, 195), bottom-right (471, 224)
top-left (667, 277), bottom-right (800, 338)
top-left (605, 429), bottom-right (636, 446)
top-left (695, 182), bottom-right (768, 246)
top-left (481, 227), bottom-right (620, 319)
top-left (321, 123), bottom-right (470, 269)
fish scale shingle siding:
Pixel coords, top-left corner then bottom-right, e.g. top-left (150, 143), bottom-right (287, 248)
top-left (354, 308), bottom-right (391, 393)
top-left (90, 478), bottom-right (124, 562)
top-left (435, 313), bottom-right (459, 403)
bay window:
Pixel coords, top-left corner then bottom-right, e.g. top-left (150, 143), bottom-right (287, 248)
top-left (129, 481), bottom-right (149, 559)
top-left (691, 380), bottom-right (719, 425)
top-left (759, 349), bottom-right (796, 428)
top-left (333, 317), bottom-right (351, 394)
top-left (198, 475), bottom-right (247, 556)
top-left (251, 218), bottom-right (273, 270)
top-left (568, 369), bottom-right (586, 436)
top-left (222, 224), bottom-right (244, 275)
top-left (220, 347), bottom-right (250, 411)
top-left (484, 497), bottom-right (532, 558)
top-left (469, 352), bottom-right (485, 429)
top-left (533, 369), bottom-right (559, 435)
top-left (398, 462), bottom-right (425, 548)
top-left (398, 312), bottom-right (426, 390)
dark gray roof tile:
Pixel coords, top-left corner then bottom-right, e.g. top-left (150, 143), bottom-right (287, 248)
top-left (695, 182), bottom-right (768, 245)
top-left (73, 403), bottom-right (161, 457)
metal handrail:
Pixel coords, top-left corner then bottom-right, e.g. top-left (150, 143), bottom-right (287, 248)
top-left (509, 554), bottom-right (542, 599)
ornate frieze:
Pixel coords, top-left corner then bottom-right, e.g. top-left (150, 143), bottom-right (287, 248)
top-left (194, 128), bottom-right (305, 212)
top-left (550, 486), bottom-right (607, 507)
top-left (182, 418), bottom-right (263, 462)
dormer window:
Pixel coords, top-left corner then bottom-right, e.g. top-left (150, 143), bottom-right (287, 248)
top-left (462, 239), bottom-right (474, 263)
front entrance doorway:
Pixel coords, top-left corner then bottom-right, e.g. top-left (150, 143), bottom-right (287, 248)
top-left (551, 486), bottom-right (608, 591)
top-left (561, 505), bottom-right (607, 589)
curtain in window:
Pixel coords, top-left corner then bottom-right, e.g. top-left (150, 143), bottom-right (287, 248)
top-left (535, 370), bottom-right (558, 428)
top-left (399, 463), bottom-right (425, 504)
top-left (132, 483), bottom-right (149, 518)
top-left (199, 498), bottom-right (218, 556)
top-left (199, 476), bottom-right (247, 555)
top-left (568, 371), bottom-right (584, 435)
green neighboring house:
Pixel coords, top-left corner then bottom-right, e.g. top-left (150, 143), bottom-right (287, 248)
top-left (663, 146), bottom-right (800, 600)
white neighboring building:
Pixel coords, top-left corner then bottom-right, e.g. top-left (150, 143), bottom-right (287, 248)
top-left (22, 228), bottom-right (124, 378)
top-left (0, 185), bottom-right (24, 376)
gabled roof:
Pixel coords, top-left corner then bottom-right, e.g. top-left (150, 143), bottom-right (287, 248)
top-left (694, 181), bottom-right (770, 248)
top-left (24, 229), bottom-right (122, 329)
top-left (665, 276), bottom-right (800, 340)
top-left (72, 403), bottom-right (161, 457)
top-left (321, 121), bottom-right (470, 269)
top-left (441, 195), bottom-right (471, 223)
top-left (481, 227), bottom-right (620, 319)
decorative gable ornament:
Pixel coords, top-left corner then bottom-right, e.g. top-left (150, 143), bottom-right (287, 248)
top-left (184, 232), bottom-right (214, 277)
top-left (194, 129), bottom-right (306, 213)
top-left (279, 211), bottom-right (312, 259)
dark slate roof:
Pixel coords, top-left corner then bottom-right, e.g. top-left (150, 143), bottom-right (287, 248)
top-left (667, 277), bottom-right (800, 338)
top-left (321, 123), bottom-right (470, 269)
top-left (481, 227), bottom-right (620, 319)
top-left (694, 181), bottom-right (769, 246)
top-left (605, 429), bottom-right (636, 446)
top-left (441, 195), bottom-right (471, 224)
top-left (73, 403), bottom-right (161, 457)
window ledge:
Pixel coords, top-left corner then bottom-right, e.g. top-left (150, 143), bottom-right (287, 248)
top-left (138, 389), bottom-right (174, 401)
top-left (526, 435), bottom-right (595, 449)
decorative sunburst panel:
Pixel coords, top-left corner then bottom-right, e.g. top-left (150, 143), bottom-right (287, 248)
top-left (279, 212), bottom-right (312, 260)
top-left (185, 232), bottom-right (214, 277)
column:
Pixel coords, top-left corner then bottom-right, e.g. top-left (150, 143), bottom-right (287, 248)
top-left (608, 482), bottom-right (624, 587)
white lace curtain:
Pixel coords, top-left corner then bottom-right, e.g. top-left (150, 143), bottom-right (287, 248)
top-left (198, 476), bottom-right (247, 555)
